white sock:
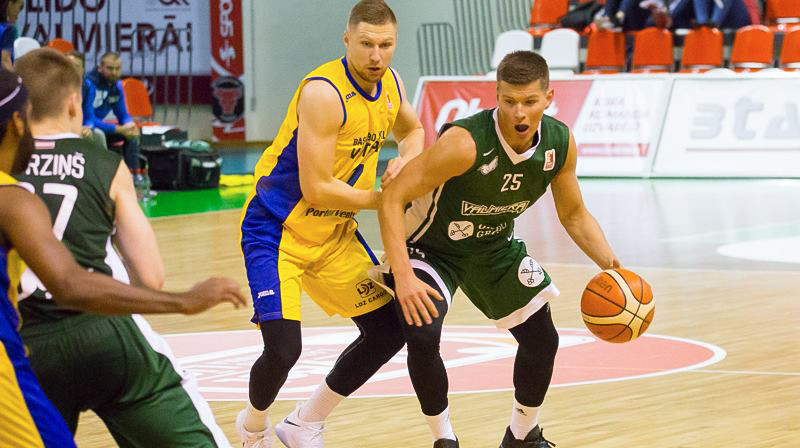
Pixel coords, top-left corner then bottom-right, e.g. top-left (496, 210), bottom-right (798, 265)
top-left (510, 399), bottom-right (541, 440)
top-left (244, 403), bottom-right (270, 432)
top-left (425, 407), bottom-right (456, 441)
top-left (298, 383), bottom-right (345, 422)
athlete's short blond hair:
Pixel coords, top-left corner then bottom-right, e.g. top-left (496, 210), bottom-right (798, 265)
top-left (348, 0), bottom-right (396, 28)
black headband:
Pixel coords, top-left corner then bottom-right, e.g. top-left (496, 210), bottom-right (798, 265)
top-left (0, 77), bottom-right (28, 124)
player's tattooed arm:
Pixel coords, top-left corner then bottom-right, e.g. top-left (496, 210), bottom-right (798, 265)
top-left (1, 188), bottom-right (247, 315)
top-left (378, 126), bottom-right (475, 326)
top-left (551, 131), bottom-right (620, 270)
top-left (296, 80), bottom-right (380, 210)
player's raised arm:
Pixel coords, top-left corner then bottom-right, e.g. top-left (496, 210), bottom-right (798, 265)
top-left (1, 188), bottom-right (247, 315)
top-left (382, 71), bottom-right (424, 188)
top-left (296, 79), bottom-right (381, 210)
top-left (550, 131), bottom-right (620, 270)
top-left (378, 126), bottom-right (476, 326)
top-left (109, 160), bottom-right (164, 289)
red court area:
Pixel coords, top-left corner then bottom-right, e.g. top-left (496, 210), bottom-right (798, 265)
top-left (164, 326), bottom-right (725, 401)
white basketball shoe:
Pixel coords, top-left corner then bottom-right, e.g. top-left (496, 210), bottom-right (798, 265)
top-left (236, 408), bottom-right (273, 448)
top-left (275, 402), bottom-right (325, 448)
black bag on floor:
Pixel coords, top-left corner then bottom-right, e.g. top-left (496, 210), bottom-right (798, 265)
top-left (141, 142), bottom-right (222, 190)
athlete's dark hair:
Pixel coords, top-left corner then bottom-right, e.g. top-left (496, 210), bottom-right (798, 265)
top-left (497, 50), bottom-right (550, 90)
top-left (348, 0), bottom-right (396, 28)
top-left (15, 48), bottom-right (82, 121)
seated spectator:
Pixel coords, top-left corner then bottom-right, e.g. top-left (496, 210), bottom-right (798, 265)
top-left (669, 0), bottom-right (752, 30)
top-left (66, 50), bottom-right (107, 149)
top-left (597, 0), bottom-right (665, 31)
top-left (0, 0), bottom-right (23, 70)
top-left (84, 51), bottom-right (142, 177)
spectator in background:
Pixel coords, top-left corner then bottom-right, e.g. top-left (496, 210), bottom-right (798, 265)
top-left (66, 50), bottom-right (108, 149)
top-left (669, 0), bottom-right (752, 29)
top-left (596, 0), bottom-right (672, 31)
top-left (84, 51), bottom-right (142, 178)
top-left (0, 0), bottom-right (23, 70)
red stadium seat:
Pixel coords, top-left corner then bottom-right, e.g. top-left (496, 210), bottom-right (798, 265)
top-left (46, 38), bottom-right (74, 54)
top-left (765, 0), bottom-right (800, 32)
top-left (121, 78), bottom-right (159, 126)
top-left (680, 27), bottom-right (723, 73)
top-left (780, 28), bottom-right (800, 70)
top-left (582, 29), bottom-right (626, 74)
top-left (631, 27), bottom-right (674, 73)
top-left (730, 25), bottom-right (775, 72)
top-left (529, 0), bottom-right (568, 37)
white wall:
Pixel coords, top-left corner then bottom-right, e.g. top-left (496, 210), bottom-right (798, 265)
top-left (243, 0), bottom-right (455, 140)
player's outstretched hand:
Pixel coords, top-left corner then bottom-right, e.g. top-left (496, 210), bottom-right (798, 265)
top-left (381, 156), bottom-right (407, 189)
top-left (394, 273), bottom-right (444, 327)
top-left (181, 277), bottom-right (248, 315)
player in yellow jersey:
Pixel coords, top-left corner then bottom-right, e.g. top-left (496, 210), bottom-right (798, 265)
top-left (237, 1), bottom-right (435, 447)
top-left (0, 70), bottom-right (246, 447)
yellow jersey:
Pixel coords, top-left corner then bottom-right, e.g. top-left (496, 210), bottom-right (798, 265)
top-left (0, 170), bottom-right (24, 337)
top-left (243, 57), bottom-right (403, 247)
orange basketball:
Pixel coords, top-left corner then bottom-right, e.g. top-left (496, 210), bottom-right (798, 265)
top-left (581, 268), bottom-right (654, 343)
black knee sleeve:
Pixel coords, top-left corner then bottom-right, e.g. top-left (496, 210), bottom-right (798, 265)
top-left (249, 319), bottom-right (302, 410)
top-left (509, 304), bottom-right (559, 407)
top-left (393, 268), bottom-right (450, 416)
top-left (325, 302), bottom-right (406, 396)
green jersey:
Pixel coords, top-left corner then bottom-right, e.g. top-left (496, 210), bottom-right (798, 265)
top-left (16, 135), bottom-right (126, 326)
top-left (406, 109), bottom-right (570, 256)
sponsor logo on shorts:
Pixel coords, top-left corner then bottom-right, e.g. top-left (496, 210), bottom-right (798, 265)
top-left (518, 256), bottom-right (545, 287)
top-left (305, 207), bottom-right (357, 219)
top-left (461, 200), bottom-right (530, 216)
top-left (478, 156), bottom-right (498, 175)
top-left (256, 289), bottom-right (275, 299)
top-left (448, 221), bottom-right (474, 240)
top-left (356, 279), bottom-right (377, 298)
top-left (543, 149), bottom-right (556, 171)
top-left (476, 222), bottom-right (508, 238)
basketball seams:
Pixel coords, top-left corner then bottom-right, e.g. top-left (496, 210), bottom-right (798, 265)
top-left (583, 286), bottom-right (626, 314)
top-left (605, 269), bottom-right (643, 338)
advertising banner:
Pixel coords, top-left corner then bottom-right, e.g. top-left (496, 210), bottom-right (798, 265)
top-left (210, 0), bottom-right (246, 141)
top-left (18, 0), bottom-right (210, 74)
top-left (414, 76), bottom-right (667, 176)
top-left (653, 78), bottom-right (800, 177)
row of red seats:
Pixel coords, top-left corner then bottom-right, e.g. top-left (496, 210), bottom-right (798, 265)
top-left (581, 25), bottom-right (799, 73)
top-left (530, 0), bottom-right (800, 36)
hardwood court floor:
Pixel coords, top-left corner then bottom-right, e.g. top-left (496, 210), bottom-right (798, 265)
top-left (73, 179), bottom-right (800, 447)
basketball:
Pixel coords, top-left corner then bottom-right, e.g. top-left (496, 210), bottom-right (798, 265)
top-left (581, 268), bottom-right (654, 343)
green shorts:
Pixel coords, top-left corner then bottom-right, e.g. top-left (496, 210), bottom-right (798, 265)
top-left (21, 314), bottom-right (230, 448)
top-left (374, 239), bottom-right (560, 329)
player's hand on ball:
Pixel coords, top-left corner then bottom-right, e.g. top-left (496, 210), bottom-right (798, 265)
top-left (182, 277), bottom-right (248, 314)
top-left (381, 156), bottom-right (407, 189)
top-left (394, 272), bottom-right (443, 326)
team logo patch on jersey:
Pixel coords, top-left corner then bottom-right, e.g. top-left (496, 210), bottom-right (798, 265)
top-left (478, 156), bottom-right (498, 175)
top-left (543, 149), bottom-right (556, 171)
top-left (518, 256), bottom-right (545, 287)
top-left (448, 221), bottom-right (474, 240)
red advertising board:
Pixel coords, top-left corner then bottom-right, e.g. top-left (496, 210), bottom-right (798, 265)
top-left (415, 77), bottom-right (665, 176)
top-left (210, 0), bottom-right (246, 141)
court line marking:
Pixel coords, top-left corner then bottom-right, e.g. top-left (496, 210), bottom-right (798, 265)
top-left (689, 369), bottom-right (800, 377)
top-left (167, 326), bottom-right (728, 401)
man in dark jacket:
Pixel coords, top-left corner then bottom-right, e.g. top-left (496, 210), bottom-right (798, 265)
top-left (83, 51), bottom-right (142, 176)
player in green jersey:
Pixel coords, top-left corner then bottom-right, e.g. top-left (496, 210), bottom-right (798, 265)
top-left (12, 48), bottom-right (242, 447)
top-left (373, 51), bottom-right (620, 448)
